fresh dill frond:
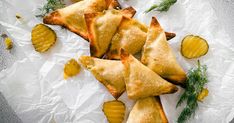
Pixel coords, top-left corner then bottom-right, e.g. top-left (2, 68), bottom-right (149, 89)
top-left (145, 4), bottom-right (158, 13)
top-left (145, 0), bottom-right (177, 13)
top-left (176, 60), bottom-right (208, 123)
top-left (36, 0), bottom-right (65, 17)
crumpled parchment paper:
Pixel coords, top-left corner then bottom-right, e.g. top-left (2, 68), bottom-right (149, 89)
top-left (0, 0), bottom-right (234, 123)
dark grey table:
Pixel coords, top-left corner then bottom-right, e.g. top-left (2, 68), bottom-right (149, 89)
top-left (0, 93), bottom-right (22, 123)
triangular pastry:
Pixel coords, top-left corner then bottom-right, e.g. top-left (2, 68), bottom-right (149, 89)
top-left (141, 17), bottom-right (186, 85)
top-left (105, 16), bottom-right (176, 60)
top-left (79, 56), bottom-right (125, 99)
top-left (120, 50), bottom-right (178, 100)
top-left (127, 97), bottom-right (168, 123)
top-left (165, 32), bottom-right (176, 40)
top-left (84, 7), bottom-right (136, 58)
top-left (43, 0), bottom-right (120, 40)
top-left (106, 16), bottom-right (148, 59)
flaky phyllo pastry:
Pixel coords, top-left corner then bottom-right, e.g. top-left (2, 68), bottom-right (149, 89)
top-left (141, 17), bottom-right (186, 85)
top-left (84, 7), bottom-right (136, 58)
top-left (43, 0), bottom-right (120, 40)
top-left (120, 50), bottom-right (178, 100)
top-left (107, 16), bottom-right (148, 59)
top-left (79, 56), bottom-right (125, 99)
top-left (127, 97), bottom-right (168, 123)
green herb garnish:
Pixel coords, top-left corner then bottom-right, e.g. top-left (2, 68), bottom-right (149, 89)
top-left (145, 0), bottom-right (177, 13)
top-left (176, 60), bottom-right (208, 123)
top-left (36, 0), bottom-right (65, 17)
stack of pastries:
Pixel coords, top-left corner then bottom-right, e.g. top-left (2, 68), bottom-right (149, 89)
top-left (43, 0), bottom-right (186, 122)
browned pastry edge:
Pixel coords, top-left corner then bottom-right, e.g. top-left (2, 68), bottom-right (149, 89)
top-left (165, 32), bottom-right (176, 40)
top-left (43, 11), bottom-right (63, 25)
top-left (84, 13), bottom-right (99, 56)
top-left (120, 6), bottom-right (136, 18)
top-left (101, 79), bottom-right (125, 99)
top-left (85, 7), bottom-right (136, 58)
top-left (155, 97), bottom-right (169, 123)
top-left (43, 10), bottom-right (89, 40)
top-left (106, 0), bottom-right (121, 9)
top-left (149, 17), bottom-right (187, 85)
top-left (79, 56), bottom-right (125, 99)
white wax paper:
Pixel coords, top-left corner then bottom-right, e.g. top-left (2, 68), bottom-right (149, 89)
top-left (0, 0), bottom-right (234, 123)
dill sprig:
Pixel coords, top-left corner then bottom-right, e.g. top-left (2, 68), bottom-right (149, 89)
top-left (176, 60), bottom-right (208, 123)
top-left (145, 0), bottom-right (177, 13)
top-left (36, 0), bottom-right (65, 17)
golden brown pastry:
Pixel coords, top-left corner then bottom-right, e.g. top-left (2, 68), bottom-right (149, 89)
top-left (43, 0), bottom-right (120, 40)
top-left (127, 97), bottom-right (168, 123)
top-left (120, 50), bottom-right (178, 100)
top-left (141, 17), bottom-right (186, 85)
top-left (106, 16), bottom-right (148, 59)
top-left (105, 17), bottom-right (176, 60)
top-left (84, 7), bottom-right (136, 58)
top-left (79, 56), bottom-right (125, 99)
top-left (165, 32), bottom-right (176, 40)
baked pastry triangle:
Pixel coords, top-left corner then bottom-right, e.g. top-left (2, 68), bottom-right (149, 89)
top-left (120, 50), bottom-right (178, 100)
top-left (127, 97), bottom-right (168, 123)
top-left (79, 56), bottom-right (125, 99)
top-left (84, 7), bottom-right (136, 58)
top-left (141, 17), bottom-right (186, 85)
top-left (105, 16), bottom-right (176, 59)
top-left (106, 16), bottom-right (148, 59)
top-left (43, 0), bottom-right (120, 40)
